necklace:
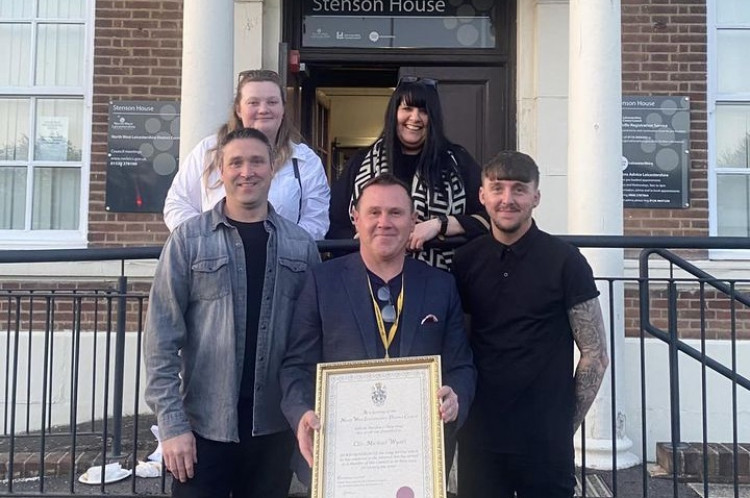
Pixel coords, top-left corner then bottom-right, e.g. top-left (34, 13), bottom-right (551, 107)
top-left (366, 274), bottom-right (404, 359)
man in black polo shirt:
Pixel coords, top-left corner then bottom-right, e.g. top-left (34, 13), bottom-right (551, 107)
top-left (453, 151), bottom-right (609, 498)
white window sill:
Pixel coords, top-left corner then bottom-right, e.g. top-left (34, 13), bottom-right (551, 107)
top-left (0, 231), bottom-right (88, 250)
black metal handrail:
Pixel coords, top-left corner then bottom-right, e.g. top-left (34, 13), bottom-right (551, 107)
top-left (639, 248), bottom-right (750, 390)
top-left (3, 234), bottom-right (750, 264)
top-left (638, 247), bottom-right (750, 498)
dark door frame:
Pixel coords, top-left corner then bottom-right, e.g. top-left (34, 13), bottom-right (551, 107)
top-left (282, 0), bottom-right (517, 151)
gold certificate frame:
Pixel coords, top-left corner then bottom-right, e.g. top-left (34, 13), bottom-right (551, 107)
top-left (311, 355), bottom-right (446, 498)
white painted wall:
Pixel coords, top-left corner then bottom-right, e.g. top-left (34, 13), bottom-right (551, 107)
top-left (0, 331), bottom-right (149, 432)
top-left (231, 0), bottom-right (282, 73)
top-left (620, 338), bottom-right (750, 462)
top-left (262, 0), bottom-right (282, 71)
top-left (234, 1), bottom-right (265, 77)
top-left (3, 333), bottom-right (748, 469)
top-left (516, 0), bottom-right (571, 234)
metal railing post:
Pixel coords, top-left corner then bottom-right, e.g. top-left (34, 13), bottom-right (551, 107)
top-left (667, 281), bottom-right (682, 449)
top-left (111, 273), bottom-right (127, 458)
top-left (666, 280), bottom-right (687, 497)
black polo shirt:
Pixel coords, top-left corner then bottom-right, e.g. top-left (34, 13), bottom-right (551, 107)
top-left (452, 221), bottom-right (599, 461)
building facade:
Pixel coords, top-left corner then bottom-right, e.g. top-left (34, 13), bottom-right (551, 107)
top-left (1, 1), bottom-right (726, 248)
top-left (2, 0), bottom-right (749, 465)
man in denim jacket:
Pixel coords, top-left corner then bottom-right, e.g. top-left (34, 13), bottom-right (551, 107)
top-left (145, 127), bottom-right (320, 498)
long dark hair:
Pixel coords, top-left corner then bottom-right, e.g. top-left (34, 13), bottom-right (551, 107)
top-left (380, 80), bottom-right (449, 190)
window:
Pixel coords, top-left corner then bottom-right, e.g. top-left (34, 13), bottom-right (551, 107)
top-left (0, 0), bottom-right (91, 247)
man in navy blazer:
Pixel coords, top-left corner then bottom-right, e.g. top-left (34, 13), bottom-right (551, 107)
top-left (280, 173), bottom-right (476, 480)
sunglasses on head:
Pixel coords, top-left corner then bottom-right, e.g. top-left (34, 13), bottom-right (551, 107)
top-left (237, 69), bottom-right (280, 84)
top-left (397, 76), bottom-right (438, 89)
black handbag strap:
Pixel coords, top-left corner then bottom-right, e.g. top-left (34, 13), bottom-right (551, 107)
top-left (292, 158), bottom-right (302, 223)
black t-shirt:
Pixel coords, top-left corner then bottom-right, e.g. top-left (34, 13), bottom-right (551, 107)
top-left (392, 148), bottom-right (419, 186)
top-left (452, 221), bottom-right (599, 461)
top-left (228, 218), bottom-right (269, 400)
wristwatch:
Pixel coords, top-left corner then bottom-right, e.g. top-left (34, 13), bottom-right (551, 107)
top-left (437, 214), bottom-right (449, 237)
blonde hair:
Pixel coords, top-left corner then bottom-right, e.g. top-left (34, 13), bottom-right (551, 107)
top-left (202, 70), bottom-right (301, 190)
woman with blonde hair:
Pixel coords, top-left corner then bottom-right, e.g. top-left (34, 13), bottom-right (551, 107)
top-left (164, 70), bottom-right (330, 239)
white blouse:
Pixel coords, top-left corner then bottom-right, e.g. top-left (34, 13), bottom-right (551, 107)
top-left (163, 134), bottom-right (330, 239)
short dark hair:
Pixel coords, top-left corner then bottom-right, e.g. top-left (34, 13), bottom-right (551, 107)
top-left (219, 127), bottom-right (274, 165)
top-left (354, 173), bottom-right (413, 212)
top-left (482, 151), bottom-right (540, 186)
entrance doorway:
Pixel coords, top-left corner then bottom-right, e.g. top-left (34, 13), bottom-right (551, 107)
top-left (282, 0), bottom-right (515, 182)
top-left (294, 66), bottom-right (396, 181)
top-left (293, 63), bottom-right (509, 183)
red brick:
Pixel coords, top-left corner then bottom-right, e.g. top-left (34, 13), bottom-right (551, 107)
top-left (89, 0), bottom-right (182, 247)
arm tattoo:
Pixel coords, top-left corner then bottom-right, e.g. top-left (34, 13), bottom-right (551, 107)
top-left (569, 297), bottom-right (609, 433)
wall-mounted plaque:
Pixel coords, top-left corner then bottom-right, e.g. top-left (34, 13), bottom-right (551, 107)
top-left (622, 96), bottom-right (690, 209)
top-left (105, 101), bottom-right (180, 213)
top-left (303, 0), bottom-right (495, 49)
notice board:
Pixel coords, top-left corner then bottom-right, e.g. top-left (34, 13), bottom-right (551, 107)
top-left (105, 101), bottom-right (180, 213)
top-left (622, 96), bottom-right (690, 209)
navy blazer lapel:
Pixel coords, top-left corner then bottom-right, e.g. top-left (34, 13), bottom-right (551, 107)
top-left (399, 259), bottom-right (426, 356)
top-left (342, 254), bottom-right (378, 359)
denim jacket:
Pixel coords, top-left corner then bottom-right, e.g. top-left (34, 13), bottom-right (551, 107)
top-left (144, 200), bottom-right (321, 442)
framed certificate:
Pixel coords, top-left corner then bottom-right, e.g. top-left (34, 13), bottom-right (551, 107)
top-left (311, 355), bottom-right (446, 498)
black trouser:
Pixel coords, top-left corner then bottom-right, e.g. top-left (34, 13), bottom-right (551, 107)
top-left (457, 446), bottom-right (575, 498)
top-left (172, 402), bottom-right (295, 498)
top-left (444, 426), bottom-right (457, 478)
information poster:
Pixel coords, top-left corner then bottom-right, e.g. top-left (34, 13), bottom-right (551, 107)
top-left (622, 96), bottom-right (690, 209)
top-left (105, 101), bottom-right (180, 213)
top-left (36, 117), bottom-right (69, 161)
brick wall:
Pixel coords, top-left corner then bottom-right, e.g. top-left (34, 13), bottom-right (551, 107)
top-left (0, 280), bottom-right (152, 332)
top-left (625, 285), bottom-right (750, 339)
top-left (89, 0), bottom-right (183, 247)
top-left (621, 1), bottom-right (713, 338)
top-left (621, 0), bottom-right (707, 237)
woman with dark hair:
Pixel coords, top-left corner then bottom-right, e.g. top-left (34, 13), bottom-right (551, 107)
top-left (164, 70), bottom-right (330, 239)
top-left (327, 77), bottom-right (488, 269)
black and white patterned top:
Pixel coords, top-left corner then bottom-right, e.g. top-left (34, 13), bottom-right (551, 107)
top-left (328, 138), bottom-right (488, 270)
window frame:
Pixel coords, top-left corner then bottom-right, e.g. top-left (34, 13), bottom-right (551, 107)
top-left (0, 0), bottom-right (93, 248)
top-left (708, 1), bottom-right (750, 259)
